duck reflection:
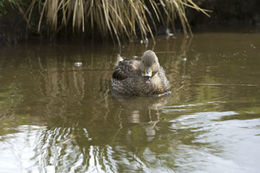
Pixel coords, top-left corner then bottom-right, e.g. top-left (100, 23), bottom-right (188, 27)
top-left (113, 95), bottom-right (170, 142)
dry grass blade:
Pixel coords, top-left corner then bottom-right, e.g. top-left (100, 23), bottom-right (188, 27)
top-left (185, 0), bottom-right (210, 17)
top-left (37, 0), bottom-right (47, 32)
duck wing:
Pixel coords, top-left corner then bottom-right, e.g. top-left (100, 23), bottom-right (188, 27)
top-left (112, 59), bottom-right (140, 80)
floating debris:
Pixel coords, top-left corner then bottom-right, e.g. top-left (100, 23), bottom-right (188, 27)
top-left (250, 44), bottom-right (256, 49)
top-left (74, 62), bottom-right (83, 67)
top-left (140, 37), bottom-right (149, 44)
top-left (166, 28), bottom-right (174, 37)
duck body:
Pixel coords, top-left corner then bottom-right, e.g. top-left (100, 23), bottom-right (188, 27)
top-left (111, 50), bottom-right (170, 96)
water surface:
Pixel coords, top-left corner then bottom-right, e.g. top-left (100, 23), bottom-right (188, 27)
top-left (0, 33), bottom-right (260, 173)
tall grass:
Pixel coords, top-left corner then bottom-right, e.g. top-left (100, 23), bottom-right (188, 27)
top-left (11, 0), bottom-right (208, 42)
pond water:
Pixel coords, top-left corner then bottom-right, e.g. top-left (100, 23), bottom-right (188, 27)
top-left (0, 32), bottom-right (260, 173)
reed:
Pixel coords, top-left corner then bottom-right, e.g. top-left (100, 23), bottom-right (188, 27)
top-left (10, 0), bottom-right (208, 42)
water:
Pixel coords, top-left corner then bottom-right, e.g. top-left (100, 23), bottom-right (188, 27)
top-left (0, 32), bottom-right (260, 173)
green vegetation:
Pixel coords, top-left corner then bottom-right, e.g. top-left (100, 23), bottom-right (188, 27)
top-left (0, 0), bottom-right (16, 15)
top-left (1, 0), bottom-right (207, 42)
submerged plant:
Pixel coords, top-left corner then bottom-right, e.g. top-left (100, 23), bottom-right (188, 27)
top-left (9, 0), bottom-right (208, 42)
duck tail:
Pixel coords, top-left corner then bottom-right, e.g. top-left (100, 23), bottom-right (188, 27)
top-left (115, 54), bottom-right (123, 66)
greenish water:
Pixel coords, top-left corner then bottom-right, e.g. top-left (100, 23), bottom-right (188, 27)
top-left (0, 33), bottom-right (260, 173)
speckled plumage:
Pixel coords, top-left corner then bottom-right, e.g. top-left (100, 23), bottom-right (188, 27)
top-left (111, 50), bottom-right (170, 96)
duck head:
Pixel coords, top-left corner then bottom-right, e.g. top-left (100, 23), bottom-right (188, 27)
top-left (140, 50), bottom-right (160, 83)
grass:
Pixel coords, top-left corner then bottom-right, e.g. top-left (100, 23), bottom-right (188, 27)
top-left (7, 0), bottom-right (208, 42)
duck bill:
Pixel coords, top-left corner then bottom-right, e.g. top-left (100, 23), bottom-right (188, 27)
top-left (144, 67), bottom-right (152, 83)
top-left (144, 67), bottom-right (152, 78)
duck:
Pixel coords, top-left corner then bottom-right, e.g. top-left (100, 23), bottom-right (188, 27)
top-left (111, 50), bottom-right (170, 96)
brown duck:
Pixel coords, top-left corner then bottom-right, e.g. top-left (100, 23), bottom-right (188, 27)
top-left (111, 50), bottom-right (170, 96)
